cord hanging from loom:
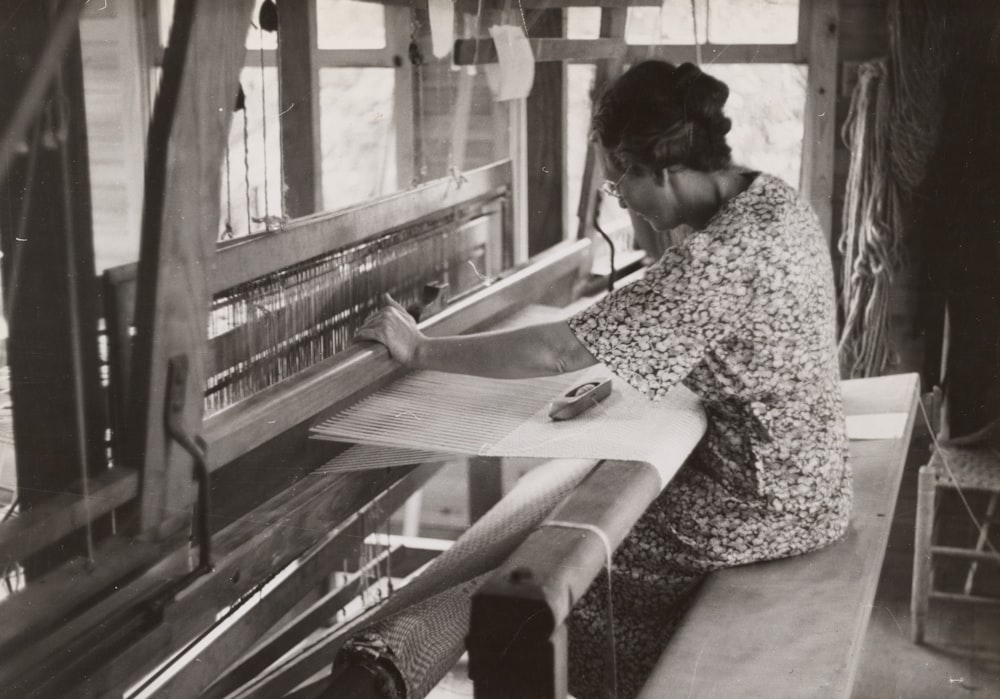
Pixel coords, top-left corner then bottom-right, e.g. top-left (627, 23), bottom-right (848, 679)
top-left (235, 82), bottom-right (253, 237)
top-left (255, 1), bottom-right (282, 233)
top-left (222, 140), bottom-right (234, 240)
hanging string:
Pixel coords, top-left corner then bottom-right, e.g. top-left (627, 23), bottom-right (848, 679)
top-left (236, 83), bottom-right (253, 236)
top-left (258, 28), bottom-right (272, 230)
top-left (689, 0), bottom-right (703, 65)
top-left (222, 142), bottom-right (234, 240)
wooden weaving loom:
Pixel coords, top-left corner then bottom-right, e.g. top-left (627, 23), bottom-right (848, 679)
top-left (0, 2), bottom-right (597, 696)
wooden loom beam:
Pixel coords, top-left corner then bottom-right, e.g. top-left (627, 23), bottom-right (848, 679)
top-left (277, 0), bottom-right (323, 217)
top-left (526, 8), bottom-right (567, 256)
top-left (129, 464), bottom-right (443, 699)
top-left (0, 467), bottom-right (137, 571)
top-left (468, 459), bottom-right (663, 698)
top-left (453, 39), bottom-right (802, 66)
top-left (126, 0), bottom-right (257, 534)
top-left (0, 461), bottom-right (435, 697)
top-left (576, 7), bottom-right (628, 240)
top-left (105, 159), bottom-right (512, 300)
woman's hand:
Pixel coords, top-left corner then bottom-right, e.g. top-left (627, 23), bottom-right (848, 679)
top-left (354, 293), bottom-right (426, 367)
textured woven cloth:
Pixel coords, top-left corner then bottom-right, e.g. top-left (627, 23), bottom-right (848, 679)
top-left (330, 458), bottom-right (597, 698)
top-left (316, 367), bottom-right (707, 697)
top-left (313, 365), bottom-right (707, 488)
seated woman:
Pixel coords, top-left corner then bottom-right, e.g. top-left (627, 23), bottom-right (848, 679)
top-left (356, 59), bottom-right (849, 699)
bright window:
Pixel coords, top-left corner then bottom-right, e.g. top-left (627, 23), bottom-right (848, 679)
top-left (316, 0), bottom-right (386, 49)
top-left (318, 68), bottom-right (397, 211)
top-left (627, 0), bottom-right (798, 45)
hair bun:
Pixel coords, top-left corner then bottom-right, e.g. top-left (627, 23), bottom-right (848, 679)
top-left (674, 62), bottom-right (730, 125)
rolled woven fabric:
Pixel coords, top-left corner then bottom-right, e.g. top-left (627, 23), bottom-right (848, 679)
top-left (331, 458), bottom-right (598, 697)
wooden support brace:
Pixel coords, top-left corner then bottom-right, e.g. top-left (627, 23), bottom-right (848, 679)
top-left (468, 459), bottom-right (663, 698)
top-left (126, 0), bottom-right (257, 535)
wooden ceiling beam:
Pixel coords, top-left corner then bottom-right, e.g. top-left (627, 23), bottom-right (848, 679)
top-left (453, 38), bottom-right (802, 66)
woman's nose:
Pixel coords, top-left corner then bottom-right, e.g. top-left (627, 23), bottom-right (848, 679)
top-left (618, 197), bottom-right (629, 210)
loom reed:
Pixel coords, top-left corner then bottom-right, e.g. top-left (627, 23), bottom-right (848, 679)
top-left (204, 211), bottom-right (493, 414)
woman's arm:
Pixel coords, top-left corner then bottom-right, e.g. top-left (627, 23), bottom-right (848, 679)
top-left (355, 295), bottom-right (598, 379)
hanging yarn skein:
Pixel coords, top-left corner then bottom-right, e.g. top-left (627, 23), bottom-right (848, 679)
top-left (838, 0), bottom-right (948, 378)
top-left (838, 60), bottom-right (900, 378)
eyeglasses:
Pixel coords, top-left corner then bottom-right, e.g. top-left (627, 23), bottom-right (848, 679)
top-left (600, 166), bottom-right (630, 201)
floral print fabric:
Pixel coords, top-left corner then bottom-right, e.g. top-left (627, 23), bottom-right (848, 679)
top-left (565, 173), bottom-right (850, 698)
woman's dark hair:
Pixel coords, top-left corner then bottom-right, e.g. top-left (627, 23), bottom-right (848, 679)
top-left (592, 60), bottom-right (733, 179)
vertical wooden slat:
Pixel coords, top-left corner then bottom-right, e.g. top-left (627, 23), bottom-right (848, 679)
top-left (0, 2), bottom-right (107, 576)
top-left (795, 0), bottom-right (814, 63)
top-left (127, 0), bottom-right (256, 535)
top-left (575, 7), bottom-right (628, 240)
top-left (387, 5), bottom-right (416, 189)
top-left (526, 8), bottom-right (566, 256)
top-left (799, 0), bottom-right (839, 244)
top-left (277, 0), bottom-right (323, 217)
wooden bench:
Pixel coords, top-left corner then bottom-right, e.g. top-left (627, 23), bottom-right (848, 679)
top-left (637, 373), bottom-right (920, 699)
top-left (468, 372), bottom-right (920, 699)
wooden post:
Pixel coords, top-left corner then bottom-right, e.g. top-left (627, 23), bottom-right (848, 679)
top-left (0, 2), bottom-right (107, 576)
top-left (277, 0), bottom-right (323, 217)
top-left (387, 6), bottom-right (416, 189)
top-left (575, 8), bottom-right (628, 241)
top-left (526, 8), bottom-right (566, 256)
top-left (799, 0), bottom-right (839, 244)
top-left (127, 0), bottom-right (256, 536)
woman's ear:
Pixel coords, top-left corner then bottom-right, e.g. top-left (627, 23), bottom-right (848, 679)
top-left (629, 210), bottom-right (670, 261)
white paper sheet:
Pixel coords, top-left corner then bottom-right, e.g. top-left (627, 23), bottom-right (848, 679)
top-left (484, 25), bottom-right (535, 101)
top-left (845, 412), bottom-right (910, 440)
top-left (427, 0), bottom-right (455, 59)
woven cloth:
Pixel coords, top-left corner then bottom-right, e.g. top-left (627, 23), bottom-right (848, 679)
top-left (313, 365), bottom-right (707, 488)
top-left (328, 458), bottom-right (597, 698)
top-left (317, 367), bottom-right (707, 697)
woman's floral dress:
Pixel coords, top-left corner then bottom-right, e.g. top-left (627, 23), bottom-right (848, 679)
top-left (565, 173), bottom-right (850, 699)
